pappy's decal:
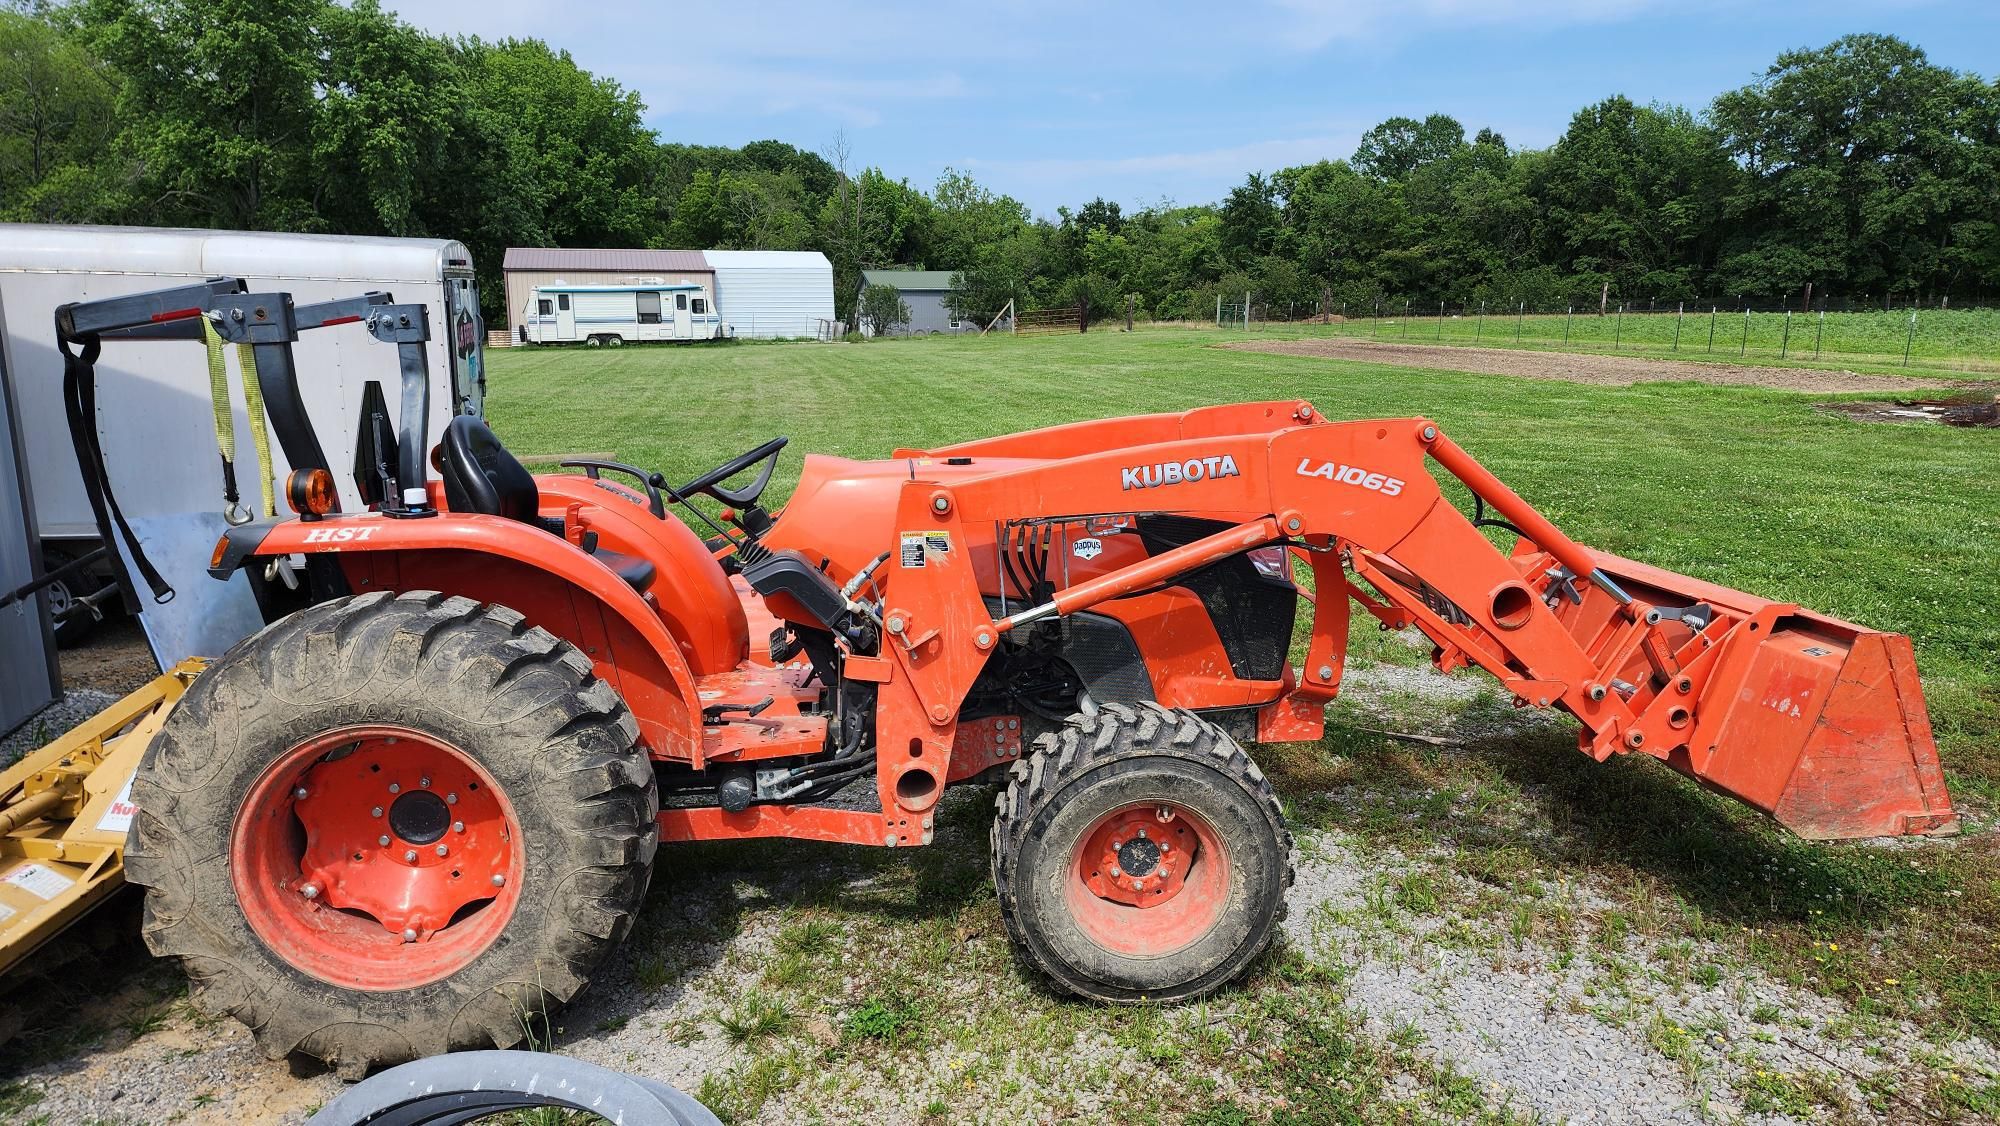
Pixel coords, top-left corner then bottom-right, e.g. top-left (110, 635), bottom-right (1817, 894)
top-left (1072, 537), bottom-right (1103, 561)
top-left (899, 530), bottom-right (952, 567)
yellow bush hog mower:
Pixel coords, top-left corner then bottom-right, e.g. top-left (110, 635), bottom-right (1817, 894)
top-left (0, 276), bottom-right (1956, 1075)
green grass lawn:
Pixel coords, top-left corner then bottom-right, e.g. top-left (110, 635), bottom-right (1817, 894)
top-left (1315, 306), bottom-right (2000, 374)
top-left (486, 329), bottom-right (2000, 1117)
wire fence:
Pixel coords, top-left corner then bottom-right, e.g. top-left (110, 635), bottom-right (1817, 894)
top-left (1207, 296), bottom-right (2000, 373)
top-left (1015, 306), bottom-right (1085, 335)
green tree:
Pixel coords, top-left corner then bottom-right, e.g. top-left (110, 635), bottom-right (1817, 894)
top-left (1353, 114), bottom-right (1466, 181)
top-left (0, 9), bottom-right (126, 221)
top-left (1534, 96), bottom-right (1736, 298)
top-left (858, 282), bottom-right (910, 337)
top-left (1711, 33), bottom-right (2000, 301)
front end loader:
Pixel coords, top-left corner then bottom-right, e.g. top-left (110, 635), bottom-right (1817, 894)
top-left (0, 276), bottom-right (1955, 1074)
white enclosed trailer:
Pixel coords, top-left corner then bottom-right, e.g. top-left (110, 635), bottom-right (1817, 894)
top-left (0, 224), bottom-right (487, 665)
top-left (517, 282), bottom-right (728, 345)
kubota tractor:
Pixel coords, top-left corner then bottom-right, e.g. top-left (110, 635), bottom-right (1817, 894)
top-left (45, 279), bottom-right (1955, 1074)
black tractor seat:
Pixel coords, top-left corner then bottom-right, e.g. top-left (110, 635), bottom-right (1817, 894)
top-left (437, 416), bottom-right (656, 596)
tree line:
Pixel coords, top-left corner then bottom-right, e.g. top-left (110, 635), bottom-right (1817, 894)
top-left (2, 2), bottom-right (1995, 327)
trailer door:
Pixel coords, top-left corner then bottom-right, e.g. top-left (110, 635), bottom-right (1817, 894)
top-left (671, 291), bottom-right (690, 338)
top-left (555, 292), bottom-right (576, 339)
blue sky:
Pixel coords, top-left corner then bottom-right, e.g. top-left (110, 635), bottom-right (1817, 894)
top-left (394, 0), bottom-right (2000, 216)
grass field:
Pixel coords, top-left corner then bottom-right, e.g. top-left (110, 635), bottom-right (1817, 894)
top-left (471, 329), bottom-right (2000, 1120)
top-left (1308, 306), bottom-right (2000, 374)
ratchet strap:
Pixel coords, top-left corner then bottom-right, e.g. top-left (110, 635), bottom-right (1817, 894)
top-left (201, 317), bottom-right (277, 521)
top-left (59, 334), bottom-right (173, 606)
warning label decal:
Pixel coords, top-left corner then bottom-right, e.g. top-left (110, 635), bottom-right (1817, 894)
top-left (4, 863), bottom-right (74, 901)
top-left (899, 530), bottom-right (951, 568)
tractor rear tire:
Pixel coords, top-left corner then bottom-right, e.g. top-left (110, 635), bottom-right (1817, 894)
top-left (991, 703), bottom-right (1292, 1003)
top-left (125, 591), bottom-right (658, 1075)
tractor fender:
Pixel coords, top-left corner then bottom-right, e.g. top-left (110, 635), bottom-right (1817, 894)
top-left (220, 513), bottom-right (705, 759)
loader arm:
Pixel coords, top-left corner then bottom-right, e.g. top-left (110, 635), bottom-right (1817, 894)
top-left (875, 415), bottom-right (1954, 841)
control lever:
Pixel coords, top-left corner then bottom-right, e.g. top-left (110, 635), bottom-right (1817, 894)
top-left (703, 695), bottom-right (774, 725)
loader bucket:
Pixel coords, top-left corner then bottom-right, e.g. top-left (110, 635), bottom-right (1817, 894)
top-left (1585, 551), bottom-right (1957, 840)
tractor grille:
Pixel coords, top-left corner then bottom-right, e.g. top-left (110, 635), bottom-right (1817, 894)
top-left (1137, 516), bottom-right (1298, 682)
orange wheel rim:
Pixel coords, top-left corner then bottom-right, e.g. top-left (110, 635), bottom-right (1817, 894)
top-left (230, 725), bottom-right (523, 991)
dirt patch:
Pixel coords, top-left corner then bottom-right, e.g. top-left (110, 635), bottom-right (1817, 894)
top-left (57, 615), bottom-right (159, 698)
top-left (1820, 390), bottom-right (2000, 427)
top-left (1222, 338), bottom-right (1960, 393)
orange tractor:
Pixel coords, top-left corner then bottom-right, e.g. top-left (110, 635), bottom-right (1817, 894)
top-left (46, 279), bottom-right (1954, 1073)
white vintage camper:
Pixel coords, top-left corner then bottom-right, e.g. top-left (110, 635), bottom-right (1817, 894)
top-left (517, 283), bottom-right (730, 345)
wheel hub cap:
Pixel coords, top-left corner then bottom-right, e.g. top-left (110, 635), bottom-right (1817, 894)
top-left (1081, 806), bottom-right (1199, 907)
top-left (288, 732), bottom-right (514, 941)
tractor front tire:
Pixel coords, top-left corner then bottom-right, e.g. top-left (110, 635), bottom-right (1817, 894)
top-left (991, 703), bottom-right (1292, 1003)
top-left (125, 592), bottom-right (658, 1075)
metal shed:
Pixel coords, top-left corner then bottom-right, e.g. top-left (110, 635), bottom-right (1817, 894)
top-left (704, 251), bottom-right (835, 340)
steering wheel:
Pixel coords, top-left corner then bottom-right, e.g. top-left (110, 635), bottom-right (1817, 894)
top-left (672, 437), bottom-right (788, 507)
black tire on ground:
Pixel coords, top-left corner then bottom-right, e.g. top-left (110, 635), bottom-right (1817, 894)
top-left (125, 591), bottom-right (659, 1075)
top-left (990, 702), bottom-right (1292, 1003)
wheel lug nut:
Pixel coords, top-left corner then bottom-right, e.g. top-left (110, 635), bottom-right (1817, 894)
top-left (491, 874), bottom-right (506, 887)
top-left (446, 793), bottom-right (458, 805)
top-left (294, 786), bottom-right (309, 799)
top-left (371, 806), bottom-right (383, 818)
top-left (1132, 879), bottom-right (1144, 891)
top-left (1137, 828), bottom-right (1147, 839)
top-left (1111, 867), bottom-right (1122, 877)
top-left (404, 849), bottom-right (417, 862)
top-left (419, 776), bottom-right (430, 788)
top-left (388, 783), bottom-right (401, 794)
top-left (299, 883), bottom-right (320, 899)
top-left (453, 821), bottom-right (464, 834)
top-left (378, 835), bottom-right (391, 847)
top-left (402, 928), bottom-right (417, 942)
top-left (435, 845), bottom-right (449, 857)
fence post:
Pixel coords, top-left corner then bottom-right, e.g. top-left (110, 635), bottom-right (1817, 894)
top-left (1779, 310), bottom-right (1792, 360)
top-left (1673, 301), bottom-right (1683, 352)
top-left (1516, 301), bottom-right (1524, 343)
top-left (1126, 294), bottom-right (1134, 333)
top-left (1436, 301), bottom-right (1444, 340)
top-left (1245, 291), bottom-right (1252, 331)
top-left (1403, 300), bottom-right (1410, 338)
top-left (1708, 305), bottom-right (1716, 353)
top-left (1904, 310), bottom-right (1916, 367)
top-left (1615, 303), bottom-right (1624, 350)
top-left (1215, 294), bottom-right (1222, 327)
top-left (1740, 306), bottom-right (1749, 357)
top-left (1564, 305), bottom-right (1572, 346)
top-left (1813, 308), bottom-right (1824, 359)
top-left (1476, 301), bottom-right (1484, 342)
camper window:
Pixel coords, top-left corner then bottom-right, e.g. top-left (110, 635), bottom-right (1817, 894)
top-left (637, 291), bottom-right (662, 324)
top-left (557, 294), bottom-right (571, 311)
top-left (537, 299), bottom-right (553, 316)
top-left (692, 298), bottom-right (707, 315)
top-left (676, 293), bottom-right (688, 311)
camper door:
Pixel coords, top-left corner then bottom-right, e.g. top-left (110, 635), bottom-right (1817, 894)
top-left (671, 291), bottom-right (690, 338)
top-left (554, 292), bottom-right (576, 339)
